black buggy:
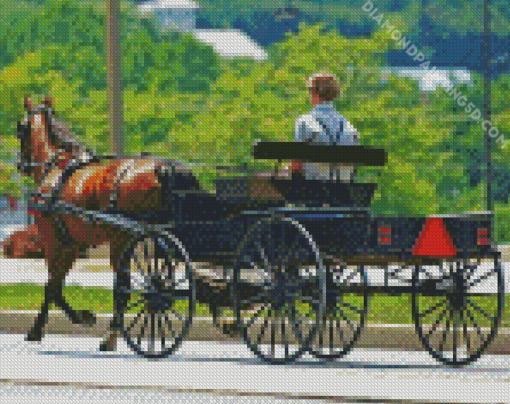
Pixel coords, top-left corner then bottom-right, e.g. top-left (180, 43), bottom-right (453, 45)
top-left (73, 142), bottom-right (504, 367)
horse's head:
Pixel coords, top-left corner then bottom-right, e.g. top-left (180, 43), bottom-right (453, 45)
top-left (16, 97), bottom-right (54, 179)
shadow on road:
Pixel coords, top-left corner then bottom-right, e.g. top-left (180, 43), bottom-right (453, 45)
top-left (35, 348), bottom-right (457, 371)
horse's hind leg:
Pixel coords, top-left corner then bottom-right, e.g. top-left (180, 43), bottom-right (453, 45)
top-left (100, 234), bottom-right (133, 352)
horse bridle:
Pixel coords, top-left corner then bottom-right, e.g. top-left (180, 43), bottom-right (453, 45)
top-left (16, 105), bottom-right (89, 177)
top-left (17, 105), bottom-right (55, 175)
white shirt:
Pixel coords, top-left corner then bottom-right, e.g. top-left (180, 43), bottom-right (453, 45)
top-left (294, 102), bottom-right (360, 181)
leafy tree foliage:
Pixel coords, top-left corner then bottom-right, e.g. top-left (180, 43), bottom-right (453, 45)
top-left (0, 1), bottom-right (508, 240)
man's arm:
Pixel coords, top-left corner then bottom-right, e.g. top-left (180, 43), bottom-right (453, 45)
top-left (341, 119), bottom-right (360, 146)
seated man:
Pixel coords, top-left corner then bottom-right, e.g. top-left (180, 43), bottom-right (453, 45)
top-left (293, 72), bottom-right (360, 181)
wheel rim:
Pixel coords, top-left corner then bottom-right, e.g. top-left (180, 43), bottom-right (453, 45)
top-left (118, 233), bottom-right (195, 359)
top-left (234, 217), bottom-right (325, 365)
top-left (412, 256), bottom-right (504, 366)
top-left (309, 260), bottom-right (369, 359)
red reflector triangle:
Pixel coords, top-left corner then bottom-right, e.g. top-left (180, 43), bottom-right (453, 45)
top-left (412, 218), bottom-right (457, 256)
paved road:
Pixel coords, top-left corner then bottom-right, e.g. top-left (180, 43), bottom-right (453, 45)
top-left (0, 334), bottom-right (508, 404)
top-left (1, 384), bottom-right (391, 404)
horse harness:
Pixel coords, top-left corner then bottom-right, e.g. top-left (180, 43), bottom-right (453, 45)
top-left (20, 106), bottom-right (128, 246)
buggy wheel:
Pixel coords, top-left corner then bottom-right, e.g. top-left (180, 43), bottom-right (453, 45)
top-left (309, 260), bottom-right (369, 359)
top-left (412, 255), bottom-right (504, 367)
top-left (117, 232), bottom-right (195, 359)
top-left (233, 217), bottom-right (326, 365)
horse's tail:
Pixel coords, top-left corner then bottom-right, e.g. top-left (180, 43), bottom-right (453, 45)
top-left (154, 160), bottom-right (200, 222)
top-left (158, 160), bottom-right (201, 192)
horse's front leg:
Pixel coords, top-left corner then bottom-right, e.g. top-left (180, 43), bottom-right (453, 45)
top-left (25, 283), bottom-right (53, 341)
top-left (26, 246), bottom-right (95, 341)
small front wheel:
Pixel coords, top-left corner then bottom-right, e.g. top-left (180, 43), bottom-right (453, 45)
top-left (117, 232), bottom-right (195, 359)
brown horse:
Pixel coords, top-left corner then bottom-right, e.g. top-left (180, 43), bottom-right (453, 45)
top-left (15, 96), bottom-right (200, 350)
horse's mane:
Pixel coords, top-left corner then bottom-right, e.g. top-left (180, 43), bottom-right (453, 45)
top-left (46, 113), bottom-right (97, 161)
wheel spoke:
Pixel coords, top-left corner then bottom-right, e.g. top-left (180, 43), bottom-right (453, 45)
top-left (290, 303), bottom-right (306, 344)
top-left (149, 312), bottom-right (156, 355)
top-left (318, 316), bottom-right (325, 351)
top-left (143, 241), bottom-right (151, 277)
top-left (168, 307), bottom-right (185, 322)
top-left (467, 299), bottom-right (493, 322)
top-left (425, 307), bottom-right (448, 339)
top-left (419, 299), bottom-right (447, 319)
top-left (245, 304), bottom-right (268, 330)
top-left (438, 309), bottom-right (452, 354)
top-left (256, 311), bottom-right (271, 348)
top-left (329, 317), bottom-right (334, 352)
top-left (453, 310), bottom-right (459, 363)
top-left (337, 318), bottom-right (346, 344)
top-left (137, 312), bottom-right (149, 347)
top-left (468, 268), bottom-right (496, 288)
top-left (163, 312), bottom-right (178, 341)
top-left (126, 311), bottom-right (144, 335)
top-left (461, 307), bottom-right (471, 353)
top-left (270, 309), bottom-right (276, 358)
top-left (464, 260), bottom-right (478, 282)
top-left (465, 304), bottom-right (484, 338)
top-left (256, 242), bottom-right (271, 273)
top-left (419, 265), bottom-right (436, 281)
top-left (337, 300), bottom-right (365, 316)
top-left (124, 296), bottom-right (144, 312)
top-left (334, 306), bottom-right (357, 333)
top-left (282, 314), bottom-right (289, 358)
top-left (158, 313), bottom-right (165, 350)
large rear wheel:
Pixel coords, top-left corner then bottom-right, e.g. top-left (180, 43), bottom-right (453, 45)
top-left (233, 217), bottom-right (326, 365)
top-left (412, 255), bottom-right (504, 366)
top-left (309, 259), bottom-right (369, 359)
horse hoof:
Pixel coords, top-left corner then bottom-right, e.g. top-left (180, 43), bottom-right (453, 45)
top-left (25, 329), bottom-right (42, 342)
top-left (222, 324), bottom-right (240, 337)
top-left (99, 340), bottom-right (116, 352)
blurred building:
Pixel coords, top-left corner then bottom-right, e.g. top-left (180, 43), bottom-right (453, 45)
top-left (137, 0), bottom-right (200, 33)
top-left (136, 0), bottom-right (268, 61)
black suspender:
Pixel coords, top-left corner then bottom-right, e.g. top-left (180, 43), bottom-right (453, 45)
top-left (315, 117), bottom-right (344, 145)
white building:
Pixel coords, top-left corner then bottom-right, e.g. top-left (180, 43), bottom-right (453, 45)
top-left (192, 29), bottom-right (268, 61)
top-left (382, 67), bottom-right (473, 92)
top-left (137, 0), bottom-right (200, 33)
top-left (136, 0), bottom-right (268, 61)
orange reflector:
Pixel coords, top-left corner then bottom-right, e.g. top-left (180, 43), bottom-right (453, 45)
top-left (412, 218), bottom-right (457, 256)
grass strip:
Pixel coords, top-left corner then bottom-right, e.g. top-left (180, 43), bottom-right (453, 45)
top-left (1, 284), bottom-right (508, 327)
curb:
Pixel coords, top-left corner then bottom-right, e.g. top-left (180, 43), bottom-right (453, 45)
top-left (500, 245), bottom-right (510, 262)
top-left (2, 245), bottom-right (510, 267)
top-left (1, 311), bottom-right (509, 355)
